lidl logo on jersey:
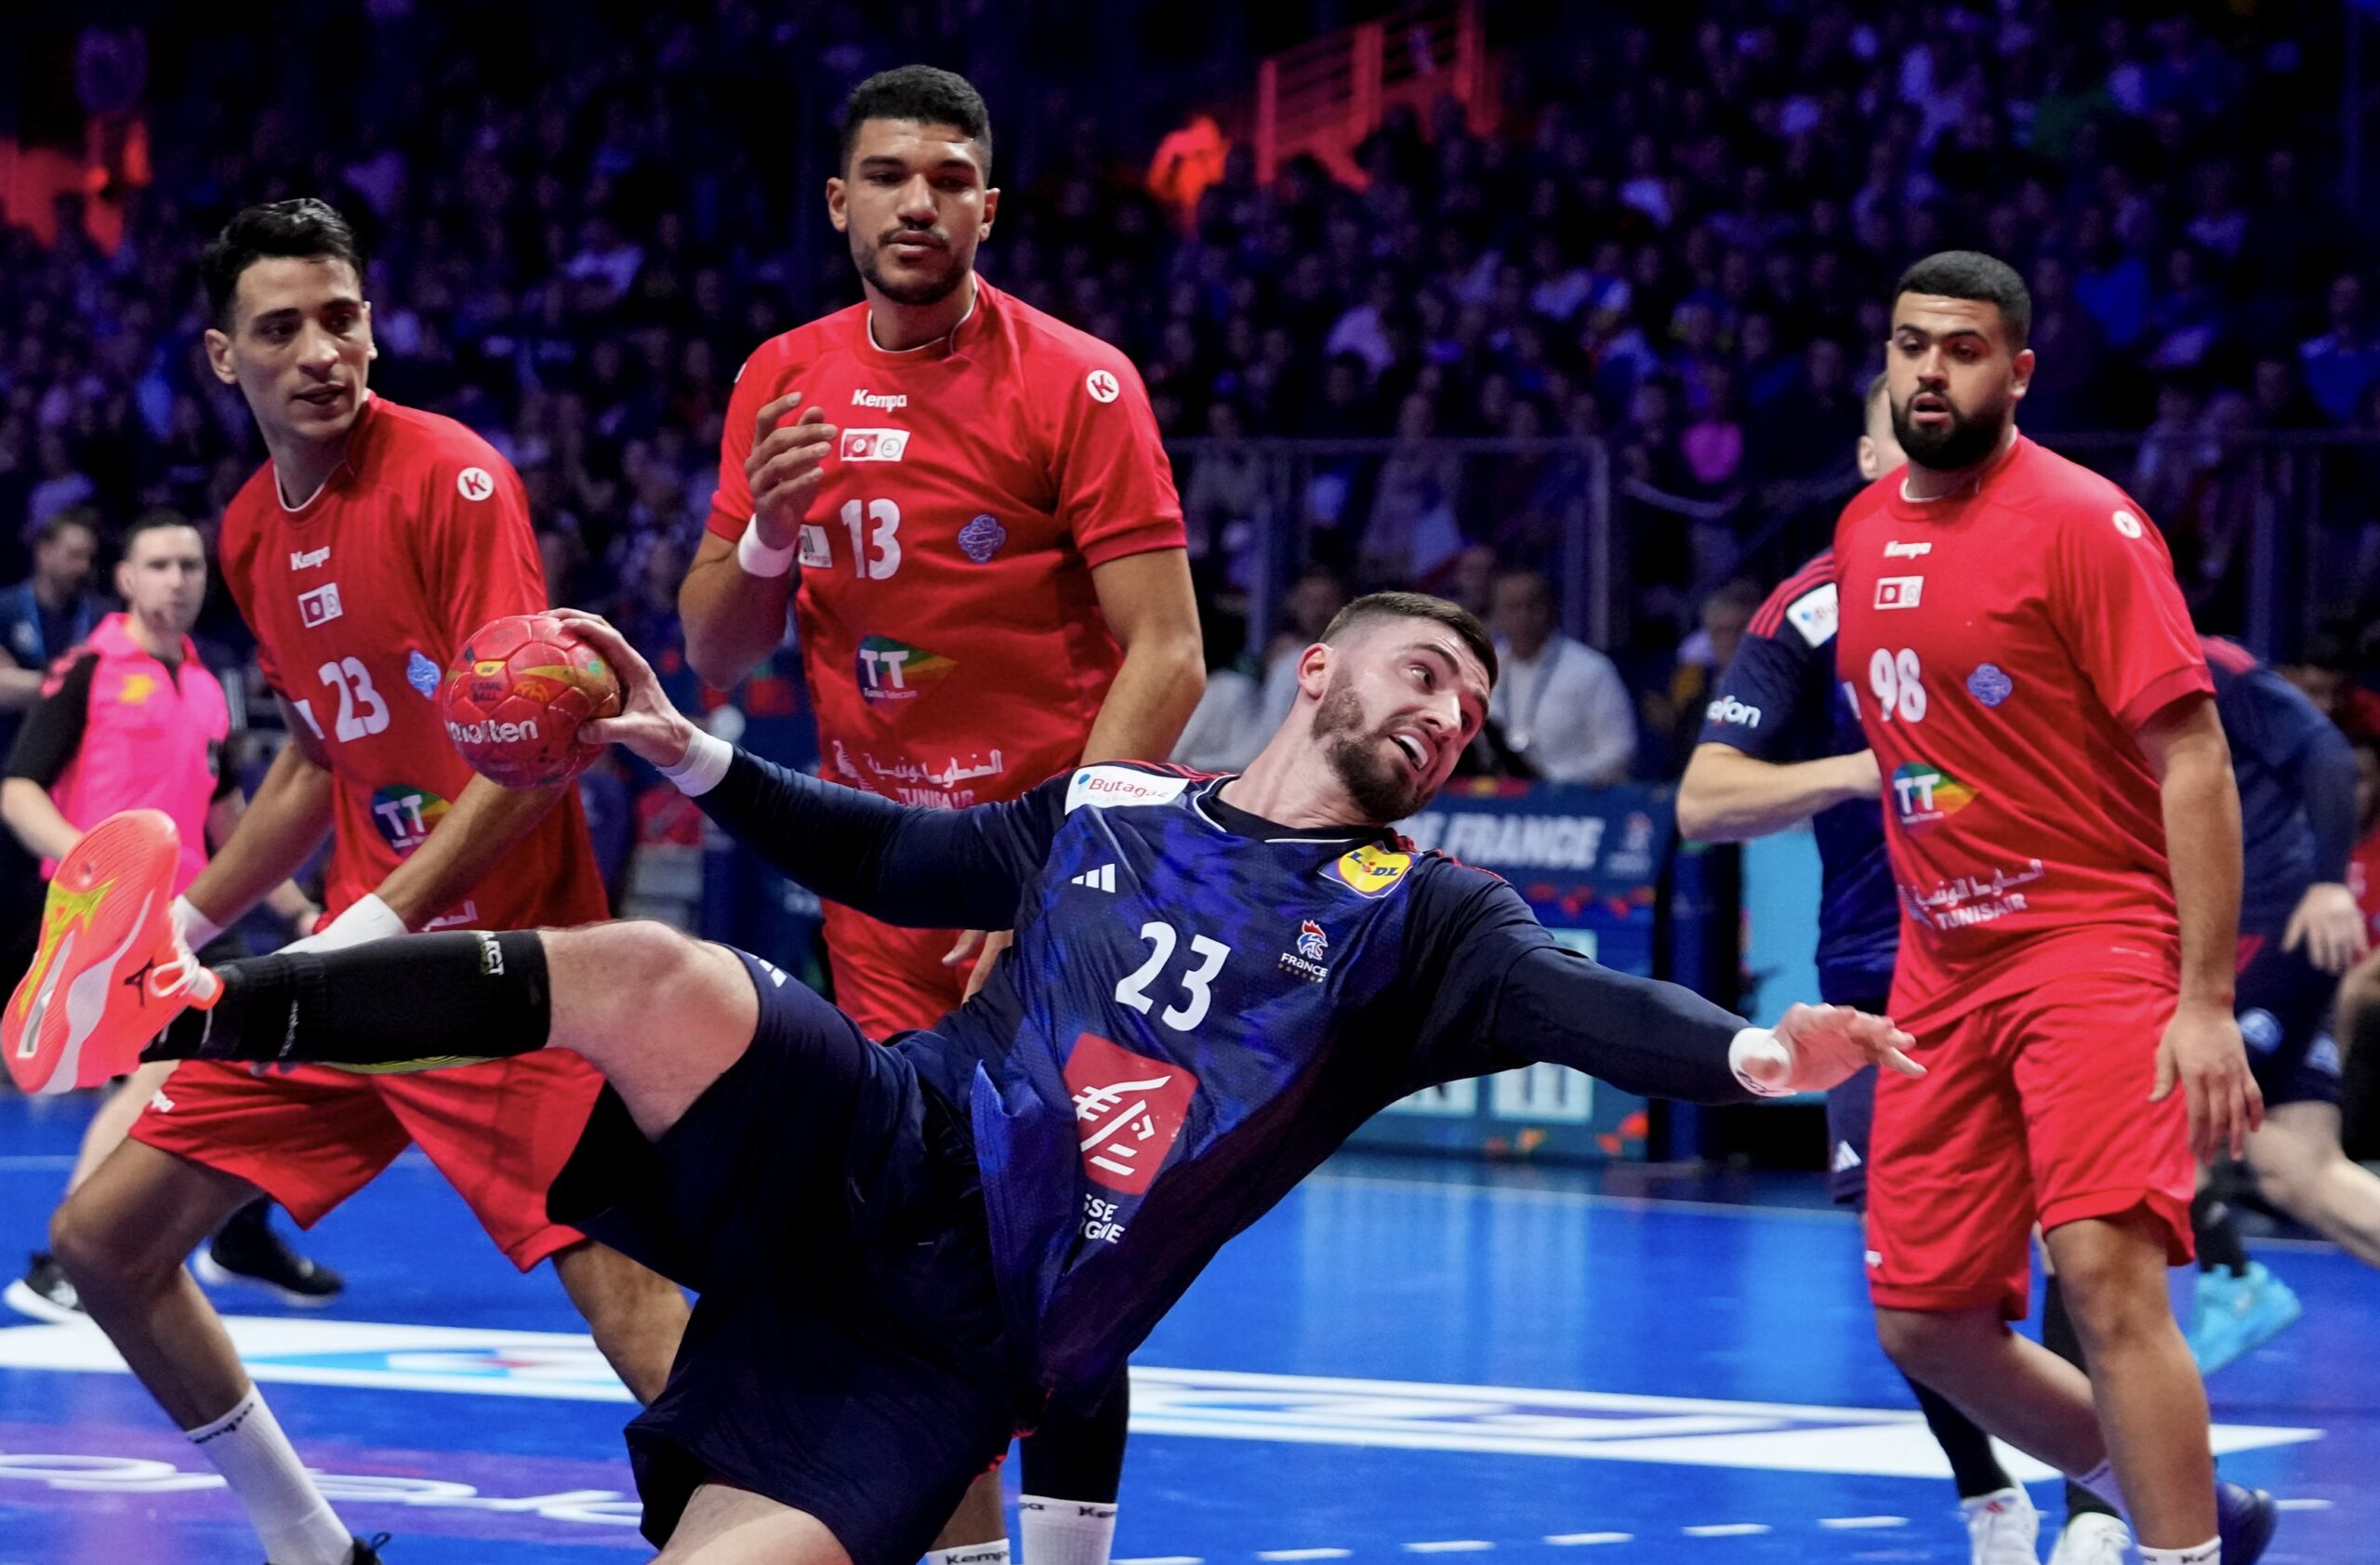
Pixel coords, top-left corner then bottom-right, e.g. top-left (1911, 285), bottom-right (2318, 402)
top-left (1065, 1032), bottom-right (1198, 1198)
top-left (840, 429), bottom-right (909, 462)
top-left (1889, 761), bottom-right (1977, 828)
top-left (1873, 576), bottom-right (1924, 610)
top-left (853, 635), bottom-right (956, 703)
top-left (369, 785), bottom-right (452, 855)
top-left (298, 582), bottom-right (344, 628)
top-left (1325, 842), bottom-right (1413, 899)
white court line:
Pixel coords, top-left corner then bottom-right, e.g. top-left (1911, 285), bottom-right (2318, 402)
top-left (1116, 1558), bottom-right (1204, 1564)
top-left (1544, 1535), bottom-right (1632, 1546)
top-left (1259, 1552), bottom-right (1352, 1560)
top-left (1819, 1516), bottom-right (1908, 1529)
top-left (2276, 1498), bottom-right (2334, 1510)
top-left (1681, 1523), bottom-right (1771, 1536)
top-left (1403, 1545), bottom-right (1494, 1554)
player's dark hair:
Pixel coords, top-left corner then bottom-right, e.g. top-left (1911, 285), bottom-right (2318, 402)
top-left (33, 510), bottom-right (99, 550)
top-left (201, 198), bottom-right (365, 332)
top-left (1324, 592), bottom-right (1499, 688)
top-left (1894, 250), bottom-right (2030, 351)
top-left (122, 509), bottom-right (201, 557)
top-left (840, 65), bottom-right (992, 175)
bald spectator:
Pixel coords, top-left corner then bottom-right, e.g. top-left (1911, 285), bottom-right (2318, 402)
top-left (1488, 569), bottom-right (1635, 785)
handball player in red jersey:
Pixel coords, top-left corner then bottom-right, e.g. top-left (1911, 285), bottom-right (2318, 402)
top-left (1836, 251), bottom-right (2274, 1565)
top-left (675, 66), bottom-right (1203, 1565)
top-left (39, 200), bottom-right (689, 1565)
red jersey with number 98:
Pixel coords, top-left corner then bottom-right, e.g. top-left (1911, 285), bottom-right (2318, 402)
top-left (1833, 436), bottom-right (2213, 1028)
top-left (218, 395), bottom-right (608, 930)
top-left (705, 278), bottom-right (1183, 810)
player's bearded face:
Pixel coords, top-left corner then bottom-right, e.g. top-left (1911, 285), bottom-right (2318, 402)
top-left (1889, 377), bottom-right (2012, 471)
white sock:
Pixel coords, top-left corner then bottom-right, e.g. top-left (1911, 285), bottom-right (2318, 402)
top-left (184, 1387), bottom-right (350, 1565)
top-left (2138, 1540), bottom-right (2220, 1564)
top-left (924, 1544), bottom-right (1011, 1565)
top-left (2072, 1459), bottom-right (2131, 1523)
top-left (1021, 1495), bottom-right (1119, 1565)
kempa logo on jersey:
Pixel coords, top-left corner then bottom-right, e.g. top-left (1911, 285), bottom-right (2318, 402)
top-left (852, 389), bottom-right (908, 410)
top-left (1889, 761), bottom-right (1977, 827)
top-left (298, 583), bottom-right (343, 627)
top-left (1874, 576), bottom-right (1924, 609)
top-left (840, 429), bottom-right (909, 462)
top-left (1706, 695), bottom-right (1762, 728)
top-left (456, 467), bottom-right (496, 502)
top-left (853, 635), bottom-right (956, 703)
top-left (1065, 1031), bottom-right (1198, 1198)
top-left (289, 547), bottom-right (330, 570)
top-left (1884, 540), bottom-right (1932, 558)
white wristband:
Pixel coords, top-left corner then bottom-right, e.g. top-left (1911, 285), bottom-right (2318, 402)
top-left (736, 517), bottom-right (797, 577)
top-left (661, 728), bottom-right (735, 797)
top-left (288, 892), bottom-right (408, 955)
top-left (1726, 1026), bottom-right (1798, 1098)
top-left (170, 895), bottom-right (223, 951)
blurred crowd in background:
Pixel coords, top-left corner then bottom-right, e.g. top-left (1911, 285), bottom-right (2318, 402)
top-left (5, 0), bottom-right (2380, 795)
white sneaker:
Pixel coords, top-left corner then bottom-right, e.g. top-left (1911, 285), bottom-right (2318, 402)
top-left (2047, 1512), bottom-right (2134, 1565)
top-left (1963, 1486), bottom-right (2043, 1565)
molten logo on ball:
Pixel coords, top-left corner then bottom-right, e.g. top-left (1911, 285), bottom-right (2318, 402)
top-left (439, 614), bottom-right (623, 788)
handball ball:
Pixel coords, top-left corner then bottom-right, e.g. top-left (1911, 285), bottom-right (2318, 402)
top-left (441, 614), bottom-right (622, 788)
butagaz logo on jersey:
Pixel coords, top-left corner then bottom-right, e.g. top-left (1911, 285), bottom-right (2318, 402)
top-left (1884, 540), bottom-right (1932, 559)
top-left (1706, 695), bottom-right (1762, 729)
top-left (368, 784), bottom-right (451, 855)
top-left (1889, 761), bottom-right (1977, 828)
top-left (1873, 576), bottom-right (1924, 610)
top-left (1280, 920), bottom-right (1331, 983)
top-left (853, 634), bottom-right (956, 703)
top-left (840, 429), bottom-right (909, 462)
top-left (298, 582), bottom-right (343, 627)
top-left (1785, 583), bottom-right (1837, 648)
top-left (1064, 765), bottom-right (1192, 813)
top-left (1065, 1032), bottom-right (1198, 1199)
top-left (1325, 842), bottom-right (1413, 899)
top-left (852, 389), bottom-right (908, 411)
top-left (289, 546), bottom-right (330, 570)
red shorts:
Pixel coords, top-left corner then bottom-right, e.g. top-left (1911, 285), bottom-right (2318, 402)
top-left (821, 901), bottom-right (971, 1040)
top-left (131, 1050), bottom-right (606, 1271)
top-left (1866, 971), bottom-right (2195, 1320)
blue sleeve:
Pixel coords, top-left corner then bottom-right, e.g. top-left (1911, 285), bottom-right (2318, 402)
top-left (2226, 666), bottom-right (2357, 883)
top-left (2298, 723), bottom-right (2360, 883)
top-left (694, 751), bottom-right (1065, 930)
top-left (1403, 869), bottom-right (1754, 1104)
top-left (1696, 628), bottom-right (1817, 761)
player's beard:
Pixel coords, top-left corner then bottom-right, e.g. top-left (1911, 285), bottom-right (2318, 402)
top-left (1891, 387), bottom-right (2012, 473)
top-left (1312, 676), bottom-right (1429, 822)
top-left (853, 227), bottom-right (970, 307)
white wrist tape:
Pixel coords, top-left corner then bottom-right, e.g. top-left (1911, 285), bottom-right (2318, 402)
top-left (170, 895), bottom-right (223, 951)
top-left (1727, 1026), bottom-right (1798, 1097)
top-left (287, 893), bottom-right (407, 955)
top-left (736, 517), bottom-right (797, 577)
top-left (661, 728), bottom-right (735, 797)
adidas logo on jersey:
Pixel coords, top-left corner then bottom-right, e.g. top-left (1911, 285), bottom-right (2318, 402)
top-left (852, 389), bottom-right (908, 410)
top-left (1832, 1140), bottom-right (1863, 1173)
top-left (1071, 864), bottom-right (1118, 893)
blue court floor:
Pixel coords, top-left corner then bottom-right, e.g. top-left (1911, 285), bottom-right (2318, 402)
top-left (0, 1089), bottom-right (2369, 1564)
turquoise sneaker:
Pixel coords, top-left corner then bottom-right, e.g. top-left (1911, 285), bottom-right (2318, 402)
top-left (2188, 1261), bottom-right (2304, 1374)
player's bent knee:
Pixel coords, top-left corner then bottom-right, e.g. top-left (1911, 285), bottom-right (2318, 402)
top-left (548, 921), bottom-right (749, 1069)
top-left (1873, 1307), bottom-right (1947, 1375)
top-left (50, 1183), bottom-right (181, 1294)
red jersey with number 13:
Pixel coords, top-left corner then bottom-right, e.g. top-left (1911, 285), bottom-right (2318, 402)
top-left (1833, 436), bottom-right (2213, 1028)
top-left (218, 396), bottom-right (608, 929)
top-left (706, 278), bottom-right (1183, 809)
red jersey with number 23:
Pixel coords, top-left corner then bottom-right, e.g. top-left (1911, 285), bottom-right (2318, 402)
top-left (706, 278), bottom-right (1183, 809)
top-left (1833, 436), bottom-right (2213, 1029)
top-left (218, 396), bottom-right (608, 929)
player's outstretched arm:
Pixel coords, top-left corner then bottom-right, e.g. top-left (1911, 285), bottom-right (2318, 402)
top-left (1675, 742), bottom-right (1882, 842)
top-left (562, 610), bottom-right (1052, 932)
top-left (679, 391), bottom-right (832, 689)
top-left (177, 704), bottom-right (337, 940)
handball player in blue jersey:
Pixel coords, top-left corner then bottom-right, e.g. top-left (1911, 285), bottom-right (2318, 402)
top-left (1678, 378), bottom-right (2053, 1565)
top-left (124, 591), bottom-right (1920, 1565)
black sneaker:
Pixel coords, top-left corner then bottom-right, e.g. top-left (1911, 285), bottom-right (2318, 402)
top-left (348, 1532), bottom-right (391, 1564)
top-left (4, 1252), bottom-right (82, 1322)
top-left (197, 1204), bottom-right (344, 1306)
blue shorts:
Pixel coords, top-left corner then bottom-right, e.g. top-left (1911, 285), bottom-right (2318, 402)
top-left (1822, 994), bottom-right (1891, 1209)
top-left (549, 949), bottom-right (1030, 1565)
top-left (2237, 935), bottom-right (2344, 1109)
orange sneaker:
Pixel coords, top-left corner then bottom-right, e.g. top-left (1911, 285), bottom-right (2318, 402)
top-left (3, 810), bottom-right (215, 1095)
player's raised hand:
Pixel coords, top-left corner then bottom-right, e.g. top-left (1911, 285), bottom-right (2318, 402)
top-left (552, 609), bottom-right (701, 770)
top-left (2282, 880), bottom-right (2370, 976)
top-left (745, 392), bottom-right (836, 550)
top-left (2154, 998), bottom-right (2263, 1163)
top-left (1732, 1002), bottom-right (1923, 1096)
